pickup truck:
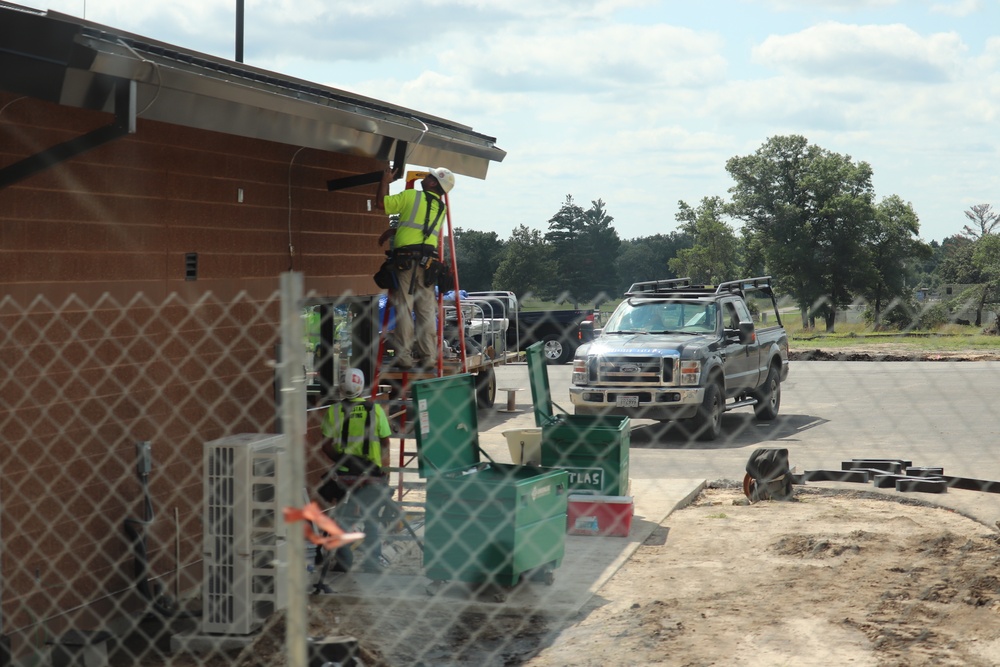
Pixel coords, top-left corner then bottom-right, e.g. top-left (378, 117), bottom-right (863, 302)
top-left (461, 291), bottom-right (595, 364)
top-left (569, 276), bottom-right (789, 441)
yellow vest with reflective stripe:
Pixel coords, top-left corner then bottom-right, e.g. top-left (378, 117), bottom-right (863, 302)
top-left (321, 398), bottom-right (389, 466)
top-left (384, 189), bottom-right (446, 248)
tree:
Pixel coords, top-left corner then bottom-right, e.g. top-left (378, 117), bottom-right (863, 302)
top-left (544, 195), bottom-right (621, 305)
top-left (668, 197), bottom-right (742, 284)
top-left (972, 234), bottom-right (1000, 332)
top-left (936, 235), bottom-right (981, 284)
top-left (857, 195), bottom-right (931, 328)
top-left (492, 225), bottom-right (556, 299)
top-left (936, 234), bottom-right (992, 325)
top-left (727, 135), bottom-right (876, 332)
top-left (962, 204), bottom-right (999, 240)
top-left (452, 227), bottom-right (504, 292)
top-left (615, 232), bottom-right (693, 293)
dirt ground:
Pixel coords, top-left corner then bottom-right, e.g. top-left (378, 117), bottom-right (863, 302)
top-left (184, 485), bottom-right (1000, 667)
top-left (525, 486), bottom-right (1000, 667)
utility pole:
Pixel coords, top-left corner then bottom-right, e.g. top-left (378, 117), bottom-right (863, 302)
top-left (235, 0), bottom-right (244, 63)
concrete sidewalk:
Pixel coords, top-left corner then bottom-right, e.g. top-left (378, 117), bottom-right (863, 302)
top-left (324, 475), bottom-right (706, 619)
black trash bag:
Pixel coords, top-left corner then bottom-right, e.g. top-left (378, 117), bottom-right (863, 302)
top-left (744, 447), bottom-right (793, 502)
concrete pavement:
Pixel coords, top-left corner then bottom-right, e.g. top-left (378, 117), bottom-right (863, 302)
top-left (314, 405), bottom-right (707, 618)
top-left (325, 476), bottom-right (706, 619)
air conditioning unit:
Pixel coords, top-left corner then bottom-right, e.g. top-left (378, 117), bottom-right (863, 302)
top-left (202, 433), bottom-right (288, 635)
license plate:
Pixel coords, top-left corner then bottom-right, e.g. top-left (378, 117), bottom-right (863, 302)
top-left (615, 395), bottom-right (639, 408)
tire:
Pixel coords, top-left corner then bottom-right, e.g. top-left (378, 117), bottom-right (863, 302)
top-left (476, 365), bottom-right (497, 408)
top-left (753, 363), bottom-right (781, 421)
top-left (691, 382), bottom-right (723, 442)
top-left (540, 333), bottom-right (575, 365)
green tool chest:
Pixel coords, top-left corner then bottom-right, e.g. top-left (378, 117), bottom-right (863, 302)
top-left (526, 342), bottom-right (631, 496)
top-left (413, 374), bottom-right (568, 587)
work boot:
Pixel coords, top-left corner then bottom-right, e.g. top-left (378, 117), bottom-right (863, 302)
top-left (389, 356), bottom-right (413, 370)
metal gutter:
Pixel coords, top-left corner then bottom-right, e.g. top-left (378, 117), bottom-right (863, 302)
top-left (0, 2), bottom-right (505, 179)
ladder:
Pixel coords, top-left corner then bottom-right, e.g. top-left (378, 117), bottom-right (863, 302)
top-left (369, 170), bottom-right (468, 506)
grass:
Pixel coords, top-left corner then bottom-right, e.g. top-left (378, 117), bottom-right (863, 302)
top-left (784, 320), bottom-right (1000, 353)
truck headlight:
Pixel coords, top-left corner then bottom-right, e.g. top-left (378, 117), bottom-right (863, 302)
top-left (679, 360), bottom-right (701, 385)
top-left (572, 358), bottom-right (589, 385)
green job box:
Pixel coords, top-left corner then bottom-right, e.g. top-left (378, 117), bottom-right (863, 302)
top-left (412, 374), bottom-right (568, 587)
top-left (526, 342), bottom-right (631, 496)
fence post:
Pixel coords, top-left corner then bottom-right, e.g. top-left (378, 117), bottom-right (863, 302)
top-left (280, 272), bottom-right (308, 667)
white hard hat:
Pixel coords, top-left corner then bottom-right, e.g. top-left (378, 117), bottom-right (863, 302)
top-left (428, 167), bottom-right (455, 194)
top-left (344, 367), bottom-right (365, 398)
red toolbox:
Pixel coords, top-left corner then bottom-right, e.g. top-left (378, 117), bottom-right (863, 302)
top-left (567, 495), bottom-right (634, 537)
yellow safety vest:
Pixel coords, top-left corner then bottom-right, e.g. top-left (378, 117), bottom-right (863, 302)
top-left (321, 398), bottom-right (390, 468)
top-left (384, 189), bottom-right (446, 249)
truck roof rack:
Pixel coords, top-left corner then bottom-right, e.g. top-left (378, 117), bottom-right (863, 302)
top-left (714, 276), bottom-right (773, 295)
top-left (625, 276), bottom-right (774, 298)
top-left (625, 277), bottom-right (692, 295)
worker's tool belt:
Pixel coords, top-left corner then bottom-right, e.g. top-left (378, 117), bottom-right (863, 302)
top-left (317, 456), bottom-right (385, 503)
top-left (373, 257), bottom-right (394, 289)
top-left (390, 244), bottom-right (435, 271)
top-left (423, 257), bottom-right (453, 290)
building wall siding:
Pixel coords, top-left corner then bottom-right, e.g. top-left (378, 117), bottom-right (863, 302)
top-left (0, 92), bottom-right (387, 642)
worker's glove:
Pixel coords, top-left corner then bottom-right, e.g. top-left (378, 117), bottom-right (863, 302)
top-left (378, 228), bottom-right (394, 246)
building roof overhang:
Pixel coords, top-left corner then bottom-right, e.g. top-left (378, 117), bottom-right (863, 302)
top-left (0, 2), bottom-right (505, 179)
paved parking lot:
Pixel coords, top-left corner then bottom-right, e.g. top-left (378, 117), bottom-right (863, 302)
top-left (484, 360), bottom-right (1000, 527)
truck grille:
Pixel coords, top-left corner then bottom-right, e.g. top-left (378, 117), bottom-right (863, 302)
top-left (590, 356), bottom-right (674, 386)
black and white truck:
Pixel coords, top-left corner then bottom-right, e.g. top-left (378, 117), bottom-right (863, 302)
top-left (569, 277), bottom-right (790, 441)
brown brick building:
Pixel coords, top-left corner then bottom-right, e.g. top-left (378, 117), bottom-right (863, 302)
top-left (0, 3), bottom-right (503, 660)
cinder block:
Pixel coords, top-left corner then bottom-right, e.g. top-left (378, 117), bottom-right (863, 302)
top-left (895, 478), bottom-right (947, 494)
top-left (842, 460), bottom-right (902, 474)
top-left (906, 467), bottom-right (945, 477)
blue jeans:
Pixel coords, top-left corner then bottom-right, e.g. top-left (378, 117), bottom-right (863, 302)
top-left (336, 482), bottom-right (389, 567)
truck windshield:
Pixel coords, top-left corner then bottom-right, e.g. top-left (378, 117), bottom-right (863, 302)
top-left (604, 301), bottom-right (718, 334)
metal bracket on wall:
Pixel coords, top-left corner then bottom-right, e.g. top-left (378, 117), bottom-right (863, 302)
top-left (0, 78), bottom-right (136, 190)
top-left (326, 140), bottom-right (407, 192)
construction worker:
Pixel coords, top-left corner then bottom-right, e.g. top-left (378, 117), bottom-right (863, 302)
top-left (317, 367), bottom-right (392, 573)
top-left (378, 167), bottom-right (456, 369)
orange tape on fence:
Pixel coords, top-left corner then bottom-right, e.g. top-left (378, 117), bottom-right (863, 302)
top-left (283, 501), bottom-right (365, 550)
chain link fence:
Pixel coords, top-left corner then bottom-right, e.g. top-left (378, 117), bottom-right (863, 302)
top-left (3, 276), bottom-right (1000, 666)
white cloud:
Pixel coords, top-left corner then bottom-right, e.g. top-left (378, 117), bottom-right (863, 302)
top-left (762, 0), bottom-right (901, 10)
top-left (930, 0), bottom-right (983, 17)
top-left (753, 22), bottom-right (967, 82)
top-left (438, 24), bottom-right (727, 95)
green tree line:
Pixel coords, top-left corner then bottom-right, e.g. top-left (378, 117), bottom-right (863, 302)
top-left (452, 135), bottom-right (1000, 331)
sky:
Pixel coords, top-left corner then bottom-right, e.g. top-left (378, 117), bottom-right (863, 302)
top-left (15, 0), bottom-right (1000, 244)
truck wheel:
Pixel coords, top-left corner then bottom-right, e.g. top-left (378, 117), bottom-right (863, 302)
top-left (476, 366), bottom-right (497, 408)
top-left (692, 383), bottom-right (723, 442)
top-left (753, 363), bottom-right (781, 421)
top-left (541, 334), bottom-right (574, 365)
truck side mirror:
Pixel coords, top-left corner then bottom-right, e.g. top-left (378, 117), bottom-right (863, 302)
top-left (725, 321), bottom-right (755, 344)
